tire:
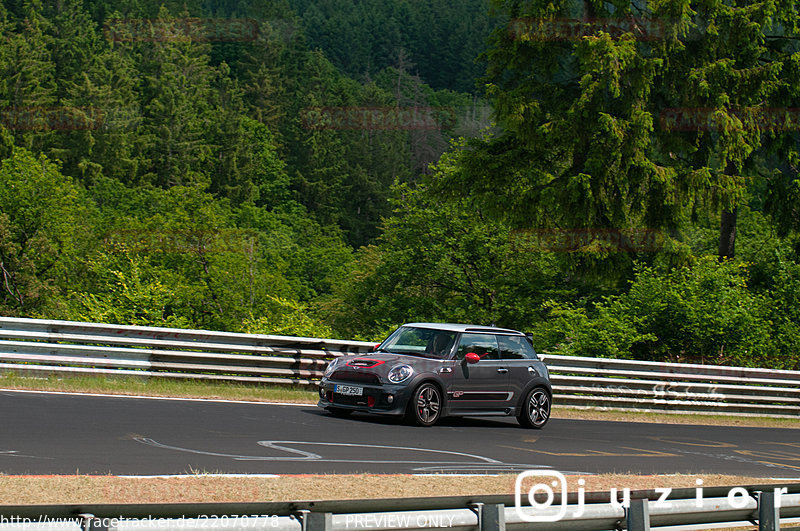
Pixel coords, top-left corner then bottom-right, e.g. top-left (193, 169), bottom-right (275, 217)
top-left (326, 407), bottom-right (353, 417)
top-left (406, 383), bottom-right (442, 426)
top-left (518, 387), bottom-right (551, 429)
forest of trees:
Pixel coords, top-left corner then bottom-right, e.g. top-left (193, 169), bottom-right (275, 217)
top-left (1, 0), bottom-right (799, 369)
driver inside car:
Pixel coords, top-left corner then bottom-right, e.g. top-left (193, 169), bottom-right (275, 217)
top-left (426, 332), bottom-right (454, 357)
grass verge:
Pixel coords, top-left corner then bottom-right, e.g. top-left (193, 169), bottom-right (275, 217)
top-left (0, 372), bottom-right (314, 403)
top-left (1, 373), bottom-right (797, 429)
top-left (550, 406), bottom-right (800, 429)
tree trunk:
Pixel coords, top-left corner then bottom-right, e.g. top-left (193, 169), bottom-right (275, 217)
top-left (718, 207), bottom-right (737, 260)
top-left (718, 162), bottom-right (738, 261)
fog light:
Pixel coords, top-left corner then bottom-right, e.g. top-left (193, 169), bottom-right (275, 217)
top-left (319, 387), bottom-right (325, 398)
top-left (387, 394), bottom-right (394, 404)
top-left (367, 396), bottom-right (376, 408)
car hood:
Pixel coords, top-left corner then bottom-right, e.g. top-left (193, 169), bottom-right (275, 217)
top-left (335, 352), bottom-right (447, 376)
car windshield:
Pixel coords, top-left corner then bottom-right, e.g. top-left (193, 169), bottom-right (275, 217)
top-left (380, 327), bottom-right (456, 359)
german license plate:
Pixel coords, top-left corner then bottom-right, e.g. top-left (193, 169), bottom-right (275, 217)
top-left (335, 384), bottom-right (363, 396)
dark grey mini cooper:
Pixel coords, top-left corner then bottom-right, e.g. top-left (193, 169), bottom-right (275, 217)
top-left (317, 323), bottom-right (552, 428)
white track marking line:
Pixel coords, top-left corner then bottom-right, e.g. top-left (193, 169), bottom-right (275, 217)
top-left (136, 438), bottom-right (528, 466)
top-left (257, 441), bottom-right (503, 464)
top-left (0, 450), bottom-right (55, 460)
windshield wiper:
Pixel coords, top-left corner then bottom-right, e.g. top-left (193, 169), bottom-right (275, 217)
top-left (377, 348), bottom-right (438, 358)
top-left (401, 351), bottom-right (438, 358)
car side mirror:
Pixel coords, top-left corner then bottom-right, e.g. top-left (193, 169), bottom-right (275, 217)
top-left (372, 343), bottom-right (380, 352)
top-left (465, 352), bottom-right (481, 364)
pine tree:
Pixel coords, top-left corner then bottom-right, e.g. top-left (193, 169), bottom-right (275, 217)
top-left (137, 6), bottom-right (216, 187)
top-left (0, 0), bottom-right (57, 155)
top-left (654, 0), bottom-right (800, 259)
top-left (437, 0), bottom-right (670, 234)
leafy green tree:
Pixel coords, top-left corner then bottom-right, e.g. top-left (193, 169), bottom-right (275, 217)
top-left (0, 147), bottom-right (93, 316)
top-left (243, 295), bottom-right (334, 338)
top-left (533, 257), bottom-right (797, 369)
top-left (763, 163), bottom-right (800, 244)
top-left (74, 250), bottom-right (192, 327)
top-left (235, 203), bottom-right (353, 303)
top-left (212, 117), bottom-right (292, 208)
top-left (79, 178), bottom-right (353, 332)
top-left (324, 180), bottom-right (564, 337)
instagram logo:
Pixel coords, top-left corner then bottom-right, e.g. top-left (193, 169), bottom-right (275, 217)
top-left (515, 470), bottom-right (569, 522)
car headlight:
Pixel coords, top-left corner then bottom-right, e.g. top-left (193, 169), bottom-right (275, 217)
top-left (323, 358), bottom-right (340, 378)
top-left (387, 364), bottom-right (413, 383)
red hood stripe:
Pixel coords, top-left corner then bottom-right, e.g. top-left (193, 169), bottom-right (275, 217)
top-left (345, 359), bottom-right (386, 369)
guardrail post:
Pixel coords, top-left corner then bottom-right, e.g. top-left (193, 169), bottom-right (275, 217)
top-left (758, 491), bottom-right (779, 531)
top-left (626, 499), bottom-right (650, 531)
top-left (78, 514), bottom-right (108, 531)
top-left (295, 510), bottom-right (332, 531)
top-left (470, 502), bottom-right (505, 531)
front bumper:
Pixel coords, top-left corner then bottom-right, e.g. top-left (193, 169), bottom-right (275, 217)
top-left (317, 378), bottom-right (414, 416)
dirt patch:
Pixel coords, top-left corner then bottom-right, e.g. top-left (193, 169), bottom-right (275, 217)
top-left (1, 473), bottom-right (797, 505)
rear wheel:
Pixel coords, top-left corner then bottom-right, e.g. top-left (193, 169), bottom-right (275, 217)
top-left (406, 383), bottom-right (442, 426)
top-left (518, 388), bottom-right (550, 429)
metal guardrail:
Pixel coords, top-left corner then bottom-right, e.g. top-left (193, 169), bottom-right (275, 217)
top-left (542, 353), bottom-right (800, 418)
top-left (1, 484), bottom-right (799, 530)
top-left (0, 317), bottom-right (373, 386)
top-left (0, 317), bottom-right (798, 418)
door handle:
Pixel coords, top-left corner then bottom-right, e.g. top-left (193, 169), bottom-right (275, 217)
top-left (497, 368), bottom-right (508, 374)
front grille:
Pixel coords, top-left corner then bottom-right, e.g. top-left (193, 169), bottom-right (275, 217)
top-left (331, 394), bottom-right (367, 406)
top-left (330, 370), bottom-right (381, 384)
top-left (329, 389), bottom-right (386, 409)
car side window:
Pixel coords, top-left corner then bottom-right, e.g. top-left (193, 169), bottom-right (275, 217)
top-left (425, 331), bottom-right (457, 357)
top-left (498, 335), bottom-right (539, 360)
top-left (456, 333), bottom-right (500, 360)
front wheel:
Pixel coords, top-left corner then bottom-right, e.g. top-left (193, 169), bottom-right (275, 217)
top-left (518, 388), bottom-right (551, 429)
top-left (406, 383), bottom-right (442, 426)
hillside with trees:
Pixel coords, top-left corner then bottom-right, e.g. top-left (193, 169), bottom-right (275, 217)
top-left (1, 0), bottom-right (798, 369)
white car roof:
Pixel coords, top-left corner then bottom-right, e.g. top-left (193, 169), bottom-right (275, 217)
top-left (402, 322), bottom-right (525, 335)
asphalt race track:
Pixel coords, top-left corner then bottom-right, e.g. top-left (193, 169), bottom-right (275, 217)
top-left (2, 389), bottom-right (799, 477)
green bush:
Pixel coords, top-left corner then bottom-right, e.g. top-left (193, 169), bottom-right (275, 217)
top-left (531, 257), bottom-right (799, 369)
